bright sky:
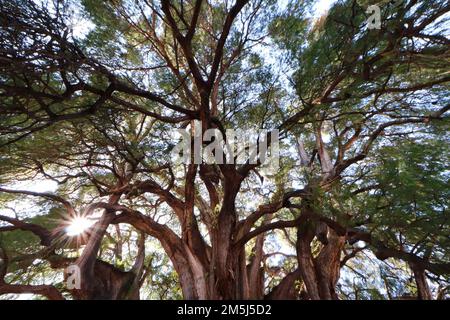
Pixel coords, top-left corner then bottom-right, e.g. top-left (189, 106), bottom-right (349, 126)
top-left (313, 0), bottom-right (336, 16)
top-left (70, 0), bottom-right (336, 38)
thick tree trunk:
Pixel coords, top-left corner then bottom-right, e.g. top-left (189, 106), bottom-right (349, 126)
top-left (265, 269), bottom-right (302, 300)
top-left (314, 228), bottom-right (345, 300)
top-left (296, 215), bottom-right (344, 300)
top-left (159, 241), bottom-right (200, 300)
top-left (247, 233), bottom-right (266, 299)
top-left (210, 173), bottom-right (242, 299)
top-left (411, 263), bottom-right (432, 300)
top-left (237, 248), bottom-right (251, 299)
top-left (68, 260), bottom-right (142, 300)
top-left (296, 223), bottom-right (321, 299)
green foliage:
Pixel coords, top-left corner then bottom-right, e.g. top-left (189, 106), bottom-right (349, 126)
top-left (0, 0), bottom-right (449, 300)
top-left (364, 137), bottom-right (450, 261)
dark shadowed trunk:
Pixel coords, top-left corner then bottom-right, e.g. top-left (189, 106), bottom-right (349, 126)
top-left (411, 263), bottom-right (432, 300)
top-left (265, 269), bottom-right (302, 300)
top-left (296, 203), bottom-right (345, 300)
top-left (210, 170), bottom-right (243, 299)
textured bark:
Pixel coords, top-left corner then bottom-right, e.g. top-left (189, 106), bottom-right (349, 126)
top-left (315, 229), bottom-right (345, 300)
top-left (184, 244), bottom-right (209, 299)
top-left (265, 269), bottom-right (302, 300)
top-left (237, 248), bottom-right (251, 299)
top-left (113, 207), bottom-right (202, 300)
top-left (170, 251), bottom-right (199, 300)
top-left (411, 263), bottom-right (432, 300)
top-left (210, 172), bottom-right (242, 299)
top-left (247, 233), bottom-right (266, 299)
top-left (296, 203), bottom-right (345, 300)
top-left (296, 224), bottom-right (321, 300)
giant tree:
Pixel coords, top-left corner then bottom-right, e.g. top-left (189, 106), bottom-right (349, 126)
top-left (0, 0), bottom-right (449, 300)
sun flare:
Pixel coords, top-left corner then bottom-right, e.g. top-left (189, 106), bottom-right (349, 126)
top-left (65, 216), bottom-right (94, 236)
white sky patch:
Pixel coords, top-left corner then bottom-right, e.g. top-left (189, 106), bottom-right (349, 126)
top-left (313, 0), bottom-right (336, 17)
top-left (0, 179), bottom-right (59, 218)
top-left (7, 179), bottom-right (58, 193)
top-left (322, 131), bottom-right (332, 143)
top-left (70, 19), bottom-right (95, 39)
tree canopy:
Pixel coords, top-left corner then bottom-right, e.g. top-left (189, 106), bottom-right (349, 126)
top-left (0, 0), bottom-right (449, 300)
